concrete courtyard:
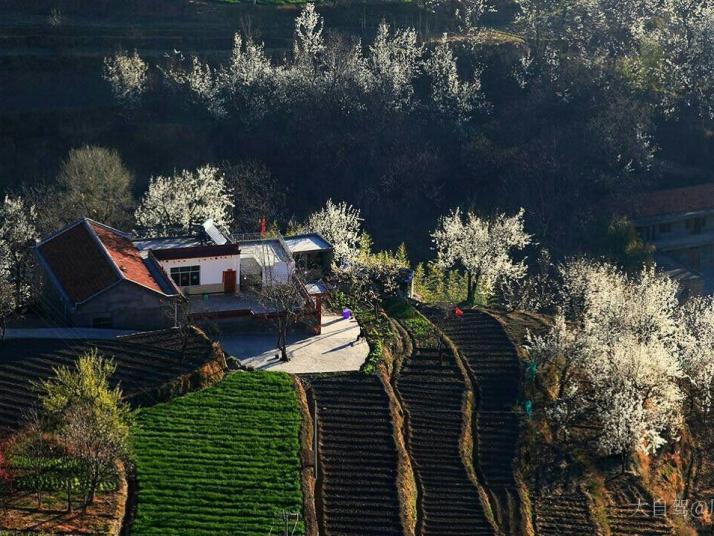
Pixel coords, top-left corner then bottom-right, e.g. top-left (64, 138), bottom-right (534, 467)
top-left (218, 314), bottom-right (369, 373)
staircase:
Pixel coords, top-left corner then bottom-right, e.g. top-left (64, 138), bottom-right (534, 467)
top-left (307, 374), bottom-right (403, 536)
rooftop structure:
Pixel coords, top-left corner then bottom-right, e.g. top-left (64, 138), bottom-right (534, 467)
top-left (35, 219), bottom-right (334, 330)
top-left (283, 233), bottom-right (333, 254)
top-left (36, 219), bottom-right (178, 306)
top-left (612, 183), bottom-right (714, 223)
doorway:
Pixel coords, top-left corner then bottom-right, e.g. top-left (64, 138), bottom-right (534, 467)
top-left (223, 269), bottom-right (237, 294)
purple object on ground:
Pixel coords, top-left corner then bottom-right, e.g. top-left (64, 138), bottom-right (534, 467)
top-left (342, 308), bottom-right (352, 320)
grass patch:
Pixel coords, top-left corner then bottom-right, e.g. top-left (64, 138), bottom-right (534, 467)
top-left (383, 297), bottom-right (436, 347)
top-left (352, 304), bottom-right (395, 374)
top-left (131, 372), bottom-right (304, 536)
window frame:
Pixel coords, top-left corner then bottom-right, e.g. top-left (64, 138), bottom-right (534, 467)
top-left (170, 265), bottom-right (201, 287)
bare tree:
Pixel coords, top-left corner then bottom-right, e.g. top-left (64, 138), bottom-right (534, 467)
top-left (222, 160), bottom-right (286, 233)
top-left (259, 280), bottom-right (306, 362)
top-left (9, 411), bottom-right (51, 509)
top-left (57, 146), bottom-right (136, 228)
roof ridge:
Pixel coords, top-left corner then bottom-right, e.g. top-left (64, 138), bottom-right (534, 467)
top-left (85, 220), bottom-right (126, 282)
top-left (85, 218), bottom-right (133, 240)
top-left (35, 217), bottom-right (87, 248)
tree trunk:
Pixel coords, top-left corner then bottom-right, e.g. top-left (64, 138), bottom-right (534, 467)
top-left (279, 320), bottom-right (289, 362)
top-left (466, 272), bottom-right (474, 304)
top-left (621, 451), bottom-right (629, 474)
top-left (86, 465), bottom-right (99, 507)
top-left (66, 478), bottom-right (73, 513)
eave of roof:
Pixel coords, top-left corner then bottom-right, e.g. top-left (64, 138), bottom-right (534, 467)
top-left (151, 243), bottom-right (241, 261)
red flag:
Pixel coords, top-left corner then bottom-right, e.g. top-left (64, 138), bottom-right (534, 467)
top-left (454, 307), bottom-right (464, 318)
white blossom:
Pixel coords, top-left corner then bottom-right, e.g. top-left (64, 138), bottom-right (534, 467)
top-left (148, 9), bottom-right (490, 122)
top-left (680, 296), bottom-right (714, 414)
top-left (590, 334), bottom-right (682, 456)
top-left (103, 50), bottom-right (148, 106)
top-left (305, 199), bottom-right (363, 266)
top-left (134, 165), bottom-right (234, 235)
top-left (423, 35), bottom-right (488, 119)
top-left (431, 207), bottom-right (531, 300)
top-left (529, 260), bottom-right (685, 461)
top-left (368, 22), bottom-right (423, 110)
top-left (0, 195), bottom-right (38, 308)
top-left (293, 4), bottom-right (325, 69)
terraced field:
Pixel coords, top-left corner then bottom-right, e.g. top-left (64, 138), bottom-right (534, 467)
top-left (606, 476), bottom-right (674, 536)
top-left (307, 374), bottom-right (403, 535)
top-left (427, 307), bottom-right (521, 533)
top-left (131, 372), bottom-right (304, 536)
top-left (0, 328), bottom-right (221, 431)
top-left (394, 309), bottom-right (494, 536)
top-left (534, 492), bottom-right (600, 535)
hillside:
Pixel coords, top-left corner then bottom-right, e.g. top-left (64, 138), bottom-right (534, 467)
top-left (0, 327), bottom-right (224, 431)
top-left (0, 0), bottom-right (445, 191)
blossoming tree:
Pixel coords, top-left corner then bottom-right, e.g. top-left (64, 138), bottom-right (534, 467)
top-left (304, 199), bottom-right (363, 267)
top-left (431, 207), bottom-right (531, 304)
top-left (134, 165), bottom-right (233, 235)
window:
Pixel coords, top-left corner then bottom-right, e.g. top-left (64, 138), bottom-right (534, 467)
top-left (170, 265), bottom-right (200, 287)
top-left (686, 217), bottom-right (706, 235)
top-left (658, 223), bottom-right (672, 234)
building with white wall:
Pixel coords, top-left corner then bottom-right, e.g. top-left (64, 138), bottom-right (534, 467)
top-left (36, 218), bottom-right (332, 329)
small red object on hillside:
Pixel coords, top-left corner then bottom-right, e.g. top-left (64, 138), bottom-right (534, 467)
top-left (454, 307), bottom-right (464, 318)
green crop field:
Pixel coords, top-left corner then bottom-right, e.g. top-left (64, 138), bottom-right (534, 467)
top-left (131, 372), bottom-right (305, 535)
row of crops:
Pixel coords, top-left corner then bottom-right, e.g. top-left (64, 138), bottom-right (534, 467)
top-left (131, 372), bottom-right (305, 535)
top-left (0, 331), bottom-right (216, 430)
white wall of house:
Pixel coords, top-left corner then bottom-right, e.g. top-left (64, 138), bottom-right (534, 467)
top-left (262, 259), bottom-right (294, 285)
top-left (239, 256), bottom-right (294, 286)
top-left (158, 254), bottom-right (240, 294)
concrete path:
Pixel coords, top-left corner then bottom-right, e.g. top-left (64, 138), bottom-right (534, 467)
top-left (219, 314), bottom-right (369, 373)
top-left (3, 327), bottom-right (136, 340)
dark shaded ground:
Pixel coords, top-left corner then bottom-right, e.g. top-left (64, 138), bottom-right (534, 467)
top-left (0, 327), bottom-right (221, 431)
top-left (0, 0), bottom-right (446, 191)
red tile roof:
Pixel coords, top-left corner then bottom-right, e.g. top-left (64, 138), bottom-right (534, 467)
top-left (90, 222), bottom-right (165, 294)
top-left (37, 219), bottom-right (173, 305)
top-left (613, 183), bottom-right (714, 220)
top-left (38, 221), bottom-right (120, 303)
